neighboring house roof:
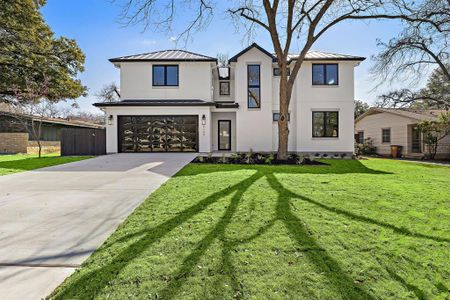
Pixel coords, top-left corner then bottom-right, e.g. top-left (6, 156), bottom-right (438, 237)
top-left (0, 112), bottom-right (104, 129)
top-left (229, 43), bottom-right (365, 63)
top-left (93, 99), bottom-right (239, 109)
top-left (109, 50), bottom-right (217, 62)
top-left (356, 107), bottom-right (446, 123)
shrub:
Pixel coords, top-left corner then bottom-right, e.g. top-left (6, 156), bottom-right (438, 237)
top-left (355, 137), bottom-right (376, 156)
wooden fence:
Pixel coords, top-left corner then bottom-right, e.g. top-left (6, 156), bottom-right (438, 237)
top-left (61, 128), bottom-right (106, 156)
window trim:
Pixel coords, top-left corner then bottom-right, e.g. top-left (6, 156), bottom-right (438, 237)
top-left (312, 111), bottom-right (339, 138)
top-left (356, 131), bottom-right (364, 144)
top-left (312, 63), bottom-right (339, 86)
top-left (273, 67), bottom-right (291, 76)
top-left (273, 112), bottom-right (290, 122)
top-left (247, 64), bottom-right (261, 109)
top-left (219, 81), bottom-right (230, 96)
top-left (382, 128), bottom-right (391, 143)
top-left (218, 120), bottom-right (232, 151)
top-left (152, 65), bottom-right (179, 87)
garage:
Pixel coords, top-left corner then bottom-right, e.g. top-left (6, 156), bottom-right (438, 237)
top-left (118, 115), bottom-right (198, 152)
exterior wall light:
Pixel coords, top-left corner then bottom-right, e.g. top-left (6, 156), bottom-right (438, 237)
top-left (201, 114), bottom-right (206, 125)
top-left (108, 115), bottom-right (113, 125)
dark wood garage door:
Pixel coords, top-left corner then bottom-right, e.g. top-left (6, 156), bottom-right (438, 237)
top-left (118, 115), bottom-right (198, 152)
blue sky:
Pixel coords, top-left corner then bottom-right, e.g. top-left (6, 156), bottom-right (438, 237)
top-left (41, 0), bottom-right (424, 113)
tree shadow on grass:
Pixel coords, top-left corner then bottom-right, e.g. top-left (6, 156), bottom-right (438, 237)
top-left (51, 164), bottom-right (445, 299)
top-left (176, 159), bottom-right (393, 177)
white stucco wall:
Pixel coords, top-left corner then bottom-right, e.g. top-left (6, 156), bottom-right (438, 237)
top-left (211, 112), bottom-right (237, 151)
top-left (103, 106), bottom-right (212, 153)
top-left (233, 48), bottom-right (274, 152)
top-left (119, 61), bottom-right (214, 101)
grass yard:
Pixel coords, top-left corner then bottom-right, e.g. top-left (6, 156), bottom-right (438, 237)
top-left (0, 153), bottom-right (91, 176)
top-left (51, 159), bottom-right (450, 299)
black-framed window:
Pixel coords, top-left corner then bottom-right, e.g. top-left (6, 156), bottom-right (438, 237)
top-left (273, 67), bottom-right (291, 76)
top-left (219, 81), bottom-right (230, 95)
top-left (312, 111), bottom-right (339, 137)
top-left (312, 64), bottom-right (338, 85)
top-left (273, 112), bottom-right (290, 122)
top-left (152, 65), bottom-right (179, 86)
top-left (382, 128), bottom-right (391, 143)
top-left (248, 64), bottom-right (260, 108)
top-left (355, 131), bottom-right (364, 144)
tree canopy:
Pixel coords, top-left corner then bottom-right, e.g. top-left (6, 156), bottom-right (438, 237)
top-left (0, 0), bottom-right (87, 103)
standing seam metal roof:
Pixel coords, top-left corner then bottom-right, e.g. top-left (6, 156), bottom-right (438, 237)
top-left (109, 49), bottom-right (217, 62)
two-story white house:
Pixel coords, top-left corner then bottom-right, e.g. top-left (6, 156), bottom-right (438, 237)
top-left (95, 43), bottom-right (365, 155)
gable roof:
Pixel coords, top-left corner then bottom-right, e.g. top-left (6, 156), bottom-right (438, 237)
top-left (109, 50), bottom-right (217, 63)
top-left (229, 43), bottom-right (365, 63)
top-left (229, 43), bottom-right (275, 62)
top-left (356, 107), bottom-right (446, 123)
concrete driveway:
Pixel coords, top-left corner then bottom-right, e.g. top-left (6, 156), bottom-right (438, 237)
top-left (0, 153), bottom-right (196, 300)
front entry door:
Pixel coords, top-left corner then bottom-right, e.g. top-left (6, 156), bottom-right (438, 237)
top-left (218, 120), bottom-right (231, 151)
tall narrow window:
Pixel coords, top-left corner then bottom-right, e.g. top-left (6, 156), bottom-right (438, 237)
top-left (219, 81), bottom-right (230, 95)
top-left (152, 65), bottom-right (179, 86)
top-left (382, 128), bottom-right (391, 143)
top-left (248, 64), bottom-right (260, 108)
top-left (312, 111), bottom-right (339, 137)
top-left (312, 64), bottom-right (338, 85)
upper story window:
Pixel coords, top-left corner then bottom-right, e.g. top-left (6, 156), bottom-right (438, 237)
top-left (312, 64), bottom-right (338, 85)
top-left (273, 67), bottom-right (290, 76)
top-left (152, 65), bottom-right (179, 86)
top-left (219, 81), bottom-right (230, 95)
top-left (382, 128), bottom-right (391, 143)
top-left (312, 111), bottom-right (339, 137)
top-left (248, 64), bottom-right (261, 108)
top-left (273, 112), bottom-right (290, 122)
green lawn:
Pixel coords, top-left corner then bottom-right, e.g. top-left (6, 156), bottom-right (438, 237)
top-left (0, 153), bottom-right (91, 176)
top-left (51, 159), bottom-right (450, 299)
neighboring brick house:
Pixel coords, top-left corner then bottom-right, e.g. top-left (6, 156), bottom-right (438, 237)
top-left (0, 112), bottom-right (104, 154)
top-left (355, 108), bottom-right (450, 159)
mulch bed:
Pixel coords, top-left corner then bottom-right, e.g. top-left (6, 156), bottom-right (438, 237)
top-left (192, 153), bottom-right (328, 166)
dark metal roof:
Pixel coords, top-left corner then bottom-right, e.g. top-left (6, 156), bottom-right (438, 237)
top-left (94, 99), bottom-right (215, 107)
top-left (109, 50), bottom-right (217, 63)
top-left (229, 43), bottom-right (365, 63)
top-left (93, 99), bottom-right (239, 109)
top-left (214, 102), bottom-right (239, 109)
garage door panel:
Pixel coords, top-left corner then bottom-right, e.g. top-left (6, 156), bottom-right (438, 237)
top-left (118, 115), bottom-right (198, 152)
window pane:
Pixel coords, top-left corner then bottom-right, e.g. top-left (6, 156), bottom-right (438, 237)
top-left (326, 65), bottom-right (338, 85)
top-left (248, 87), bottom-right (260, 108)
top-left (220, 82), bottom-right (229, 95)
top-left (273, 68), bottom-right (280, 76)
top-left (382, 129), bottom-right (390, 143)
top-left (312, 65), bottom-right (325, 85)
top-left (312, 112), bottom-right (324, 137)
top-left (153, 66), bottom-right (165, 86)
top-left (248, 65), bottom-right (260, 86)
top-left (326, 112), bottom-right (339, 137)
top-left (166, 66), bottom-right (178, 86)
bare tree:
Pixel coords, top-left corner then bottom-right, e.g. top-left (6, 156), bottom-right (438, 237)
top-left (373, 0), bottom-right (449, 108)
top-left (9, 77), bottom-right (52, 158)
top-left (116, 0), bottom-right (445, 159)
top-left (96, 82), bottom-right (120, 103)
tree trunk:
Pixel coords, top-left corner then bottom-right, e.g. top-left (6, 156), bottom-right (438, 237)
top-left (277, 74), bottom-right (291, 160)
top-left (38, 140), bottom-right (42, 158)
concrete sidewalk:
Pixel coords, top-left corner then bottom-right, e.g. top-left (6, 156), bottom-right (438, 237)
top-left (0, 153), bottom-right (195, 299)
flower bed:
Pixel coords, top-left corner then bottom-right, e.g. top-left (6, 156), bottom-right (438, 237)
top-left (192, 153), bottom-right (328, 166)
